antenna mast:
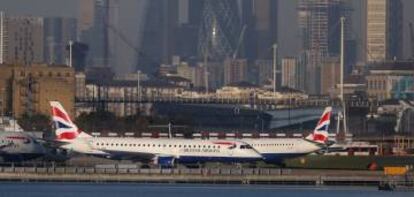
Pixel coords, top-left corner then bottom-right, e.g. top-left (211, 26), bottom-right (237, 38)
top-left (339, 17), bottom-right (348, 135)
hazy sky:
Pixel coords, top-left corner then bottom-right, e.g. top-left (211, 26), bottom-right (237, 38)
top-left (1, 0), bottom-right (414, 73)
top-left (0, 0), bottom-right (80, 17)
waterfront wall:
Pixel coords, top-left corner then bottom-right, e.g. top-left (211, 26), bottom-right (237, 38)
top-left (1, 167), bottom-right (412, 186)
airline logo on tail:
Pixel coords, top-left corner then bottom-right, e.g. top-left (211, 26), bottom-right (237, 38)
top-left (50, 101), bottom-right (79, 141)
top-left (306, 107), bottom-right (332, 144)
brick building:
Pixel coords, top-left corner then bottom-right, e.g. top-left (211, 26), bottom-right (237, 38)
top-left (0, 64), bottom-right (75, 118)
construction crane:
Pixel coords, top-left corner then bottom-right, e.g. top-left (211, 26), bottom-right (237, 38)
top-left (102, 2), bottom-right (159, 72)
top-left (232, 25), bottom-right (247, 60)
top-left (409, 22), bottom-right (414, 59)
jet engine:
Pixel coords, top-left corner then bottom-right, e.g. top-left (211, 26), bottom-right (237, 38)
top-left (153, 156), bottom-right (175, 168)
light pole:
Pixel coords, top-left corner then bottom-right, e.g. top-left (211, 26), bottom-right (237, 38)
top-left (272, 43), bottom-right (278, 94)
top-left (0, 11), bottom-right (4, 64)
top-left (339, 17), bottom-right (348, 135)
top-left (136, 70), bottom-right (141, 115)
top-left (69, 40), bottom-right (73, 68)
top-left (137, 70), bottom-right (141, 101)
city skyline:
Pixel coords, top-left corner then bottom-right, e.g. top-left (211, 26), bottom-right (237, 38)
top-left (0, 1), bottom-right (413, 172)
top-left (0, 1), bottom-right (413, 73)
top-left (0, 0), bottom-right (413, 96)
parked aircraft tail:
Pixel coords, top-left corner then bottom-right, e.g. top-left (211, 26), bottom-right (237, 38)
top-left (305, 107), bottom-right (332, 144)
top-left (50, 101), bottom-right (90, 141)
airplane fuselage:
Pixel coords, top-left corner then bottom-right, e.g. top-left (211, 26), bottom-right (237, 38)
top-left (0, 132), bottom-right (45, 162)
top-left (61, 137), bottom-right (262, 164)
top-left (243, 138), bottom-right (322, 163)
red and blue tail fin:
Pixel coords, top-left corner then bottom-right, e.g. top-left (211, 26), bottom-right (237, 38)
top-left (306, 107), bottom-right (332, 144)
top-left (50, 101), bottom-right (89, 141)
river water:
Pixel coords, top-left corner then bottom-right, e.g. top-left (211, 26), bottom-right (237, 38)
top-left (0, 182), bottom-right (412, 197)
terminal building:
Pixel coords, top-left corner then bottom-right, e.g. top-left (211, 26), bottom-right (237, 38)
top-left (366, 62), bottom-right (414, 100)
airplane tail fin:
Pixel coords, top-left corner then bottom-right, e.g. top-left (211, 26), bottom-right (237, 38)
top-left (50, 101), bottom-right (90, 141)
top-left (306, 107), bottom-right (332, 144)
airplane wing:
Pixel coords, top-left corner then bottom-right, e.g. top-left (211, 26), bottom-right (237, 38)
top-left (36, 138), bottom-right (71, 148)
top-left (98, 149), bottom-right (158, 162)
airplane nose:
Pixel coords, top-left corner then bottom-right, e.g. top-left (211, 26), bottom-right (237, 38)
top-left (251, 149), bottom-right (262, 158)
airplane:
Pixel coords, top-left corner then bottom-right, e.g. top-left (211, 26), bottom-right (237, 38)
top-left (242, 107), bottom-right (333, 164)
top-left (50, 101), bottom-right (263, 167)
top-left (0, 131), bottom-right (45, 162)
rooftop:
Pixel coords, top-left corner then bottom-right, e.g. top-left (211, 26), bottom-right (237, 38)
top-left (344, 74), bottom-right (365, 84)
top-left (86, 79), bottom-right (181, 88)
top-left (226, 81), bottom-right (259, 88)
top-left (278, 87), bottom-right (305, 94)
top-left (369, 61), bottom-right (414, 71)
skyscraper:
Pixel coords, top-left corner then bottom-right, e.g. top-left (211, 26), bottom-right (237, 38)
top-left (138, 0), bottom-right (179, 74)
top-left (242, 0), bottom-right (278, 61)
top-left (44, 17), bottom-right (77, 65)
top-left (224, 58), bottom-right (248, 85)
top-left (198, 0), bottom-right (242, 62)
top-left (79, 0), bottom-right (110, 67)
top-left (3, 16), bottom-right (44, 66)
top-left (281, 57), bottom-right (298, 89)
top-left (320, 57), bottom-right (340, 97)
top-left (366, 0), bottom-right (403, 63)
top-left (298, 0), bottom-right (351, 94)
top-left (174, 0), bottom-right (203, 60)
top-left (79, 0), bottom-right (96, 33)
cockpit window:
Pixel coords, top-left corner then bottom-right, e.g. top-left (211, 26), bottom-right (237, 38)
top-left (240, 145), bottom-right (253, 149)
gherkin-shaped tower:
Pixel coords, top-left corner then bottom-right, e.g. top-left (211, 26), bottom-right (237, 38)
top-left (198, 0), bottom-right (241, 61)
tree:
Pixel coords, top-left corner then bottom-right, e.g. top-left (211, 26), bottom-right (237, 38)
top-left (75, 110), bottom-right (118, 133)
top-left (18, 113), bottom-right (51, 132)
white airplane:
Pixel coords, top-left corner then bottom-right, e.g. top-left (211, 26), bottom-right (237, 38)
top-left (50, 101), bottom-right (262, 166)
top-left (0, 131), bottom-right (45, 162)
top-left (243, 107), bottom-right (332, 164)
